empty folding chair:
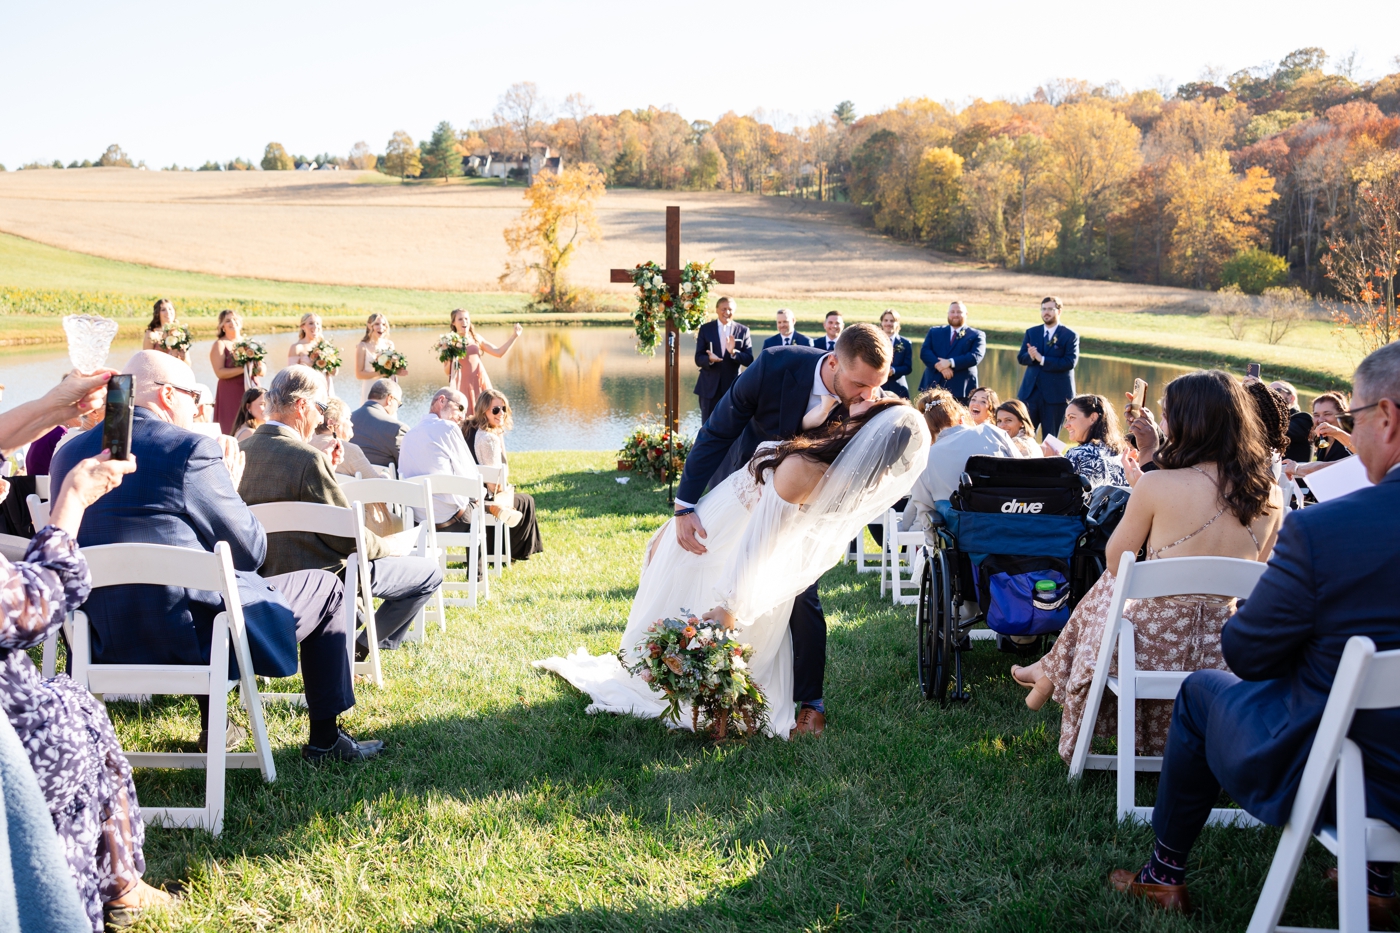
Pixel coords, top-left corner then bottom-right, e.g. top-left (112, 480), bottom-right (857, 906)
top-left (403, 473), bottom-right (486, 606)
top-left (338, 476), bottom-right (445, 639)
top-left (879, 507), bottom-right (926, 606)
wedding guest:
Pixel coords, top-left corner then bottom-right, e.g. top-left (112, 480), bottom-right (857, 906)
top-left (694, 297), bottom-right (754, 422)
top-left (51, 351), bottom-right (379, 765)
top-left (879, 309), bottom-right (913, 398)
top-left (1289, 391), bottom-right (1354, 481)
top-left (900, 388), bottom-right (1015, 532)
top-left (399, 387), bottom-right (480, 535)
top-left (996, 399), bottom-right (1043, 459)
top-left (287, 312), bottom-right (323, 366)
top-left (1245, 378), bottom-right (1292, 470)
top-left (1270, 380), bottom-right (1313, 463)
top-left (1017, 296), bottom-right (1080, 439)
top-left (232, 387), bottom-right (268, 442)
top-left (465, 388), bottom-right (542, 561)
top-left (193, 384), bottom-right (216, 424)
top-left (140, 298), bottom-right (186, 361)
top-left (26, 424), bottom-right (71, 477)
top-left (762, 308), bottom-right (811, 349)
top-left (918, 301), bottom-right (986, 402)
top-left (239, 366), bottom-right (441, 656)
top-left (443, 309), bottom-right (522, 417)
top-left (1053, 395), bottom-right (1126, 489)
top-left (967, 386), bottom-right (999, 426)
top-left (354, 313), bottom-right (394, 403)
top-left (815, 311), bottom-right (842, 352)
top-left (310, 397), bottom-right (380, 480)
top-left (351, 380), bottom-right (407, 469)
top-left (209, 309), bottom-right (247, 434)
top-left (1110, 345), bottom-right (1400, 917)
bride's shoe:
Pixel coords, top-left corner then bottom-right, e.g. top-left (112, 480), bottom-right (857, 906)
top-left (1025, 676), bottom-right (1054, 711)
top-left (1011, 664), bottom-right (1040, 689)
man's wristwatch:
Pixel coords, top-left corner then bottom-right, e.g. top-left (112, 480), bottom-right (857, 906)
top-left (674, 507), bottom-right (696, 517)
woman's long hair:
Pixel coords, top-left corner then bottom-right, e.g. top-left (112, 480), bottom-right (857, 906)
top-left (450, 308), bottom-right (479, 343)
top-left (216, 308), bottom-right (240, 341)
top-left (148, 298), bottom-right (173, 331)
top-left (297, 312), bottom-right (321, 342)
top-left (751, 398), bottom-right (909, 482)
top-left (232, 387), bottom-right (266, 435)
top-left (468, 388), bottom-right (513, 433)
top-left (1068, 394), bottom-right (1124, 453)
top-left (361, 313), bottom-right (388, 344)
top-left (1245, 381), bottom-right (1291, 455)
top-left (1155, 371), bottom-right (1275, 524)
top-left (912, 387), bottom-right (970, 442)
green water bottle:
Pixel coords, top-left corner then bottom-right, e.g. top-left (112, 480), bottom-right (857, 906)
top-left (1033, 578), bottom-right (1061, 610)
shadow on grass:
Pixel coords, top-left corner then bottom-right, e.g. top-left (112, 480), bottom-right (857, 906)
top-left (529, 470), bottom-right (673, 521)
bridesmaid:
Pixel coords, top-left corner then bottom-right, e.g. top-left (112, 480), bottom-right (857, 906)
top-left (209, 309), bottom-right (247, 434)
top-left (354, 313), bottom-right (393, 402)
top-left (288, 312), bottom-right (323, 366)
top-left (141, 298), bottom-right (186, 361)
top-left (442, 308), bottom-right (522, 416)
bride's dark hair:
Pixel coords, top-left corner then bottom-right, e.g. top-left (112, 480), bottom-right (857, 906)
top-left (750, 398), bottom-right (910, 484)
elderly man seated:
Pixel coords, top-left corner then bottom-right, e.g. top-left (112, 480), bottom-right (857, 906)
top-left (239, 367), bottom-right (442, 655)
top-left (398, 387), bottom-right (479, 534)
top-left (350, 378), bottom-right (408, 470)
top-left (51, 351), bottom-right (381, 763)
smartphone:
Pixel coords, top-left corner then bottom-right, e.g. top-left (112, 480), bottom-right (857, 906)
top-left (1247, 363), bottom-right (1261, 379)
top-left (1128, 378), bottom-right (1147, 416)
top-left (101, 374), bottom-right (134, 460)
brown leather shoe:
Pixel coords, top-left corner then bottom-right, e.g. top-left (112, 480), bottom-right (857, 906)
top-left (793, 707), bottom-right (826, 736)
top-left (1323, 867), bottom-right (1400, 930)
top-left (1110, 869), bottom-right (1191, 913)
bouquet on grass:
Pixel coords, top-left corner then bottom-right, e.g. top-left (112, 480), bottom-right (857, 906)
top-left (159, 323), bottom-right (192, 354)
top-left (307, 338), bottom-right (342, 375)
top-left (231, 337), bottom-right (268, 388)
top-left (617, 420), bottom-right (693, 482)
top-left (372, 345), bottom-right (408, 378)
top-left (436, 332), bottom-right (468, 363)
top-left (621, 613), bottom-right (767, 740)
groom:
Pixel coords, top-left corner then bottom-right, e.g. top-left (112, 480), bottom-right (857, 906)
top-left (673, 323), bottom-right (893, 736)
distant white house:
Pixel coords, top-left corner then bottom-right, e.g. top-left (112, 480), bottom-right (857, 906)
top-left (469, 145), bottom-right (562, 181)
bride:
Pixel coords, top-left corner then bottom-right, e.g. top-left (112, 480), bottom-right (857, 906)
top-left (536, 400), bottom-right (930, 738)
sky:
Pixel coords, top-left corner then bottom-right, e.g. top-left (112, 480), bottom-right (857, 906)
top-left (1, 0), bottom-right (1396, 169)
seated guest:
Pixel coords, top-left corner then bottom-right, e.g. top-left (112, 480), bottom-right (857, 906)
top-left (232, 387), bottom-right (268, 442)
top-left (762, 308), bottom-right (811, 349)
top-left (967, 386), bottom-right (999, 426)
top-left (399, 387), bottom-right (479, 533)
top-left (25, 423), bottom-right (69, 477)
top-left (350, 378), bottom-right (408, 469)
top-left (51, 352), bottom-right (381, 764)
top-left (879, 309), bottom-right (913, 398)
top-left (1014, 372), bottom-right (1283, 764)
top-left (1055, 394), bottom-right (1127, 488)
top-left (1112, 344), bottom-right (1400, 919)
top-left (310, 397), bottom-right (381, 480)
top-left (1270, 380), bottom-right (1313, 463)
top-left (996, 399), bottom-right (1043, 459)
top-left (241, 367), bottom-right (440, 656)
top-left (192, 384), bottom-right (216, 425)
top-left (1244, 379), bottom-right (1292, 478)
top-left (1288, 390), bottom-right (1355, 480)
top-left (900, 388), bottom-right (1015, 532)
top-left (465, 389), bottom-right (543, 561)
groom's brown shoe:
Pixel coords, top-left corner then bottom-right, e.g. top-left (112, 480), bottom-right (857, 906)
top-left (1110, 869), bottom-right (1191, 913)
top-left (794, 708), bottom-right (826, 736)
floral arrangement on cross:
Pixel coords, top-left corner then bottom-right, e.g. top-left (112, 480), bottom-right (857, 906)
top-left (628, 260), bottom-right (719, 355)
top-left (618, 420), bottom-right (693, 482)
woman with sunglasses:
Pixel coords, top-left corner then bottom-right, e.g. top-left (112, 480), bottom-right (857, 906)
top-left (464, 389), bottom-right (542, 561)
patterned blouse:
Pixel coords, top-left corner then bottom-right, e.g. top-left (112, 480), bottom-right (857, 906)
top-left (1066, 441), bottom-right (1126, 489)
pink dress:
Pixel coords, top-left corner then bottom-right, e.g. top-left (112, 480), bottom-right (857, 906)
top-left (452, 344), bottom-right (492, 416)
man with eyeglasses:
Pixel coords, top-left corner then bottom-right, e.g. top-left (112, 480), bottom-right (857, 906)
top-left (398, 387), bottom-right (482, 541)
top-left (239, 367), bottom-right (443, 697)
top-left (50, 351), bottom-right (377, 762)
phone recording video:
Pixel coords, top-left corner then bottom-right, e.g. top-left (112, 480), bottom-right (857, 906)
top-left (1247, 362), bottom-right (1261, 380)
top-left (1125, 378), bottom-right (1147, 449)
top-left (102, 374), bottom-right (134, 461)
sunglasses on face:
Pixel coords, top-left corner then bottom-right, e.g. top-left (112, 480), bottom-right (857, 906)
top-left (490, 406), bottom-right (508, 415)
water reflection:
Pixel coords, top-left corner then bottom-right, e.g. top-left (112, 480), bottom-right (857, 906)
top-left (0, 326), bottom-right (1226, 451)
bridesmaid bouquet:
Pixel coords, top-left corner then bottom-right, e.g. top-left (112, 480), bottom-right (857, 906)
top-left (231, 337), bottom-right (267, 368)
top-left (308, 338), bottom-right (342, 375)
top-left (372, 347), bottom-right (408, 378)
top-left (436, 332), bottom-right (467, 363)
top-left (159, 323), bottom-right (192, 353)
top-left (622, 614), bottom-right (767, 740)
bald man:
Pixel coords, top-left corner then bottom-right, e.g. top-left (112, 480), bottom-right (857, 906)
top-left (51, 351), bottom-right (382, 762)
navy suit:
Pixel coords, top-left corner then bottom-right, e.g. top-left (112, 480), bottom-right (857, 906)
top-left (762, 332), bottom-right (813, 350)
top-left (1016, 324), bottom-right (1079, 438)
top-left (50, 409), bottom-right (354, 721)
top-left (918, 325), bottom-right (986, 399)
top-left (883, 335), bottom-right (913, 398)
top-left (677, 346), bottom-right (837, 703)
top-left (813, 335), bottom-right (839, 353)
top-left (694, 319), bottom-right (753, 423)
top-left (1152, 470), bottom-right (1400, 853)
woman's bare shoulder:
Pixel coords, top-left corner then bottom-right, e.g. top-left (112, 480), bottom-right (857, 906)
top-left (772, 455), bottom-right (827, 505)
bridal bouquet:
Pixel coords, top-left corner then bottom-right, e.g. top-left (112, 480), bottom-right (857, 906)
top-left (231, 337), bottom-right (267, 368)
top-left (372, 346), bottom-right (407, 378)
top-left (436, 332), bottom-right (467, 363)
top-left (307, 338), bottom-right (342, 375)
top-left (159, 322), bottom-right (192, 353)
top-left (622, 614), bottom-right (767, 740)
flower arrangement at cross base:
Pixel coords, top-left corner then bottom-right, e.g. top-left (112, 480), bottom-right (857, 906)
top-left (617, 420), bottom-right (693, 482)
top-left (621, 613), bottom-right (767, 740)
top-left (307, 338), bottom-right (342, 375)
top-left (628, 260), bottom-right (720, 355)
top-left (159, 323), bottom-right (192, 354)
top-left (372, 346), bottom-right (408, 378)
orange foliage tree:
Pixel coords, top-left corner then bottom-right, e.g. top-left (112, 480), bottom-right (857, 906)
top-left (501, 164), bottom-right (606, 310)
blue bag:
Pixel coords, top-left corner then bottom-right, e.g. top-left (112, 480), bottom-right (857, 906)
top-left (976, 557), bottom-right (1072, 636)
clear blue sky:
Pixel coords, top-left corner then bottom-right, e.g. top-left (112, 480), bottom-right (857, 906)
top-left (1, 0), bottom-right (1395, 169)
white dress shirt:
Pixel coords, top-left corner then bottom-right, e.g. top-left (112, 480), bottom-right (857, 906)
top-left (1043, 323), bottom-right (1059, 344)
top-left (398, 414), bottom-right (479, 524)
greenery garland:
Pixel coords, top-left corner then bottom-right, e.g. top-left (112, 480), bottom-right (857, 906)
top-left (628, 260), bottom-right (719, 355)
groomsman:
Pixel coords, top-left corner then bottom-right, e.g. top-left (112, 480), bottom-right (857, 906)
top-left (693, 296), bottom-right (754, 423)
top-left (879, 309), bottom-right (913, 398)
top-left (1016, 296), bottom-right (1080, 439)
top-left (918, 300), bottom-right (985, 402)
top-left (814, 310), bottom-right (842, 352)
top-left (762, 308), bottom-right (812, 349)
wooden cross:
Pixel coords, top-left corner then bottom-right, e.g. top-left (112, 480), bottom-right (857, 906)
top-left (610, 205), bottom-right (736, 440)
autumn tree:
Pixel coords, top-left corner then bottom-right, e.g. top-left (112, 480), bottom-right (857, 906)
top-left (911, 146), bottom-right (964, 244)
top-left (97, 144), bottom-right (133, 167)
top-left (1046, 101), bottom-right (1142, 276)
top-left (420, 121), bottom-right (464, 181)
top-left (346, 141), bottom-right (376, 170)
top-left (381, 131), bottom-right (421, 179)
top-left (497, 82), bottom-right (549, 184)
top-left (1323, 161), bottom-right (1400, 353)
top-left (261, 142), bottom-right (294, 171)
top-left (1163, 150), bottom-right (1278, 287)
top-left (502, 163), bottom-right (606, 310)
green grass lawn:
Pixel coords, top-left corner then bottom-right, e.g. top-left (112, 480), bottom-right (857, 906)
top-left (88, 451), bottom-right (1338, 932)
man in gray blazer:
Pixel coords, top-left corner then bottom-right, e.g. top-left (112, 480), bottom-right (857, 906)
top-left (350, 379), bottom-right (408, 469)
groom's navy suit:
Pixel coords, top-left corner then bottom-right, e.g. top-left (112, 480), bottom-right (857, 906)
top-left (678, 345), bottom-right (837, 704)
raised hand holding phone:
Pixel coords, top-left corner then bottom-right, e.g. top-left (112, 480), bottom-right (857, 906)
top-left (101, 374), bottom-right (134, 461)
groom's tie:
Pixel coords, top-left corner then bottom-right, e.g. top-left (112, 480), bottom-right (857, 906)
top-left (802, 395), bottom-right (838, 430)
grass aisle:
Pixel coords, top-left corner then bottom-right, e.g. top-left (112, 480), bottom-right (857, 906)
top-left (121, 452), bottom-right (1334, 932)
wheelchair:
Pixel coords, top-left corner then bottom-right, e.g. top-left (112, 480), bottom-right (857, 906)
top-left (915, 456), bottom-right (1125, 705)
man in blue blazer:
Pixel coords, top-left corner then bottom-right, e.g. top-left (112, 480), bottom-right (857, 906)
top-left (918, 301), bottom-right (985, 401)
top-left (673, 324), bottom-right (893, 736)
top-left (1016, 296), bottom-right (1079, 439)
top-left (879, 309), bottom-right (914, 398)
top-left (1113, 342), bottom-right (1400, 915)
top-left (693, 297), bottom-right (754, 423)
top-left (762, 308), bottom-right (813, 350)
top-left (50, 351), bottom-right (382, 763)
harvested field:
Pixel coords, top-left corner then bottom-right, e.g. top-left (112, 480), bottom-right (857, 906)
top-left (0, 168), bottom-right (1207, 311)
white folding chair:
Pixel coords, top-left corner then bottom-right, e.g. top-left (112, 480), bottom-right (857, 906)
top-left (248, 501), bottom-right (384, 688)
top-left (403, 473), bottom-right (486, 606)
top-left (383, 462), bottom-right (398, 480)
top-left (338, 476), bottom-right (446, 639)
top-left (879, 508), bottom-right (926, 606)
top-left (0, 532), bottom-right (68, 677)
top-left (1069, 552), bottom-right (1267, 826)
top-left (33, 475), bottom-right (50, 500)
top-left (843, 528), bottom-right (882, 573)
top-left (1247, 636), bottom-right (1400, 932)
top-left (69, 542), bottom-right (276, 836)
top-left (25, 493), bottom-right (49, 530)
top-left (477, 463), bottom-right (512, 576)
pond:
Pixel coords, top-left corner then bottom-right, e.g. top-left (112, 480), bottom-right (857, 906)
top-left (0, 326), bottom-right (1203, 451)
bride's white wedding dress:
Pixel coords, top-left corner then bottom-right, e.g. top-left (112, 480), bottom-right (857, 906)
top-left (535, 405), bottom-right (931, 740)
